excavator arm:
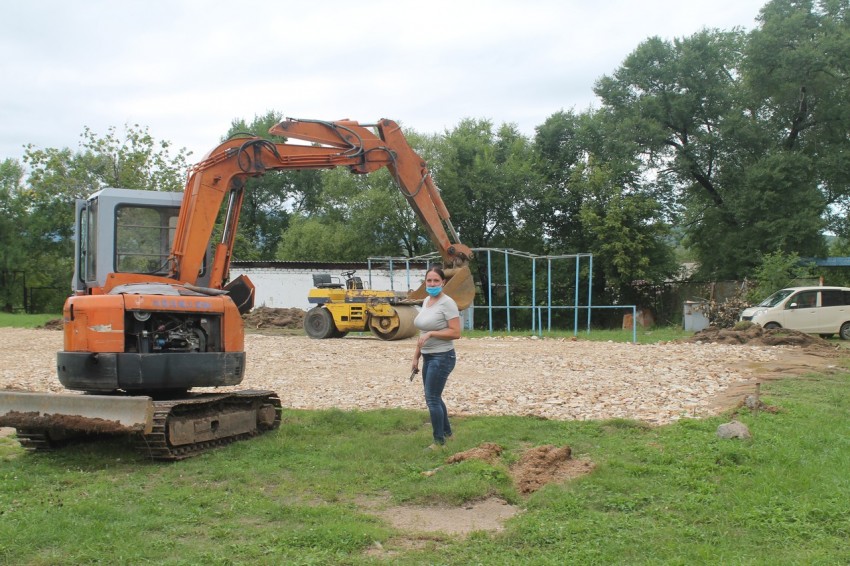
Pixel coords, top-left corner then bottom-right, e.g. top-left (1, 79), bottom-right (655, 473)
top-left (119, 118), bottom-right (475, 308)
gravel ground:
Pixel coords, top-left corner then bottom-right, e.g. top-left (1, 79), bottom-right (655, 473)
top-left (0, 328), bottom-right (794, 425)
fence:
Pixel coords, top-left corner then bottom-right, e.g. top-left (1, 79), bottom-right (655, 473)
top-left (370, 249), bottom-right (639, 342)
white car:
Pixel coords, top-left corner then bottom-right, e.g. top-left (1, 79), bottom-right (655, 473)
top-left (739, 286), bottom-right (850, 339)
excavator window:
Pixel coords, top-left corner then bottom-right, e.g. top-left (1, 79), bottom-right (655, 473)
top-left (115, 205), bottom-right (180, 274)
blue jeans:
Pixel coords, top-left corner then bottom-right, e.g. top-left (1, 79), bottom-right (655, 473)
top-left (422, 349), bottom-right (456, 444)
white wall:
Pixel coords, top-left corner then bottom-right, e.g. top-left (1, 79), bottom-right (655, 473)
top-left (229, 265), bottom-right (428, 311)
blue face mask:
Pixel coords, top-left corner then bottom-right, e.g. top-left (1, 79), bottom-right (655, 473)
top-left (426, 286), bottom-right (442, 297)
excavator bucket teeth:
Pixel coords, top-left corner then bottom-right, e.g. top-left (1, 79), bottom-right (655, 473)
top-left (409, 265), bottom-right (476, 310)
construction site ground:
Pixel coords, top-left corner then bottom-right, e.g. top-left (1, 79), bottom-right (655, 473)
top-left (2, 320), bottom-right (843, 426)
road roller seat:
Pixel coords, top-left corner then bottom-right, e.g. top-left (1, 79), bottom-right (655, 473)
top-left (313, 273), bottom-right (343, 289)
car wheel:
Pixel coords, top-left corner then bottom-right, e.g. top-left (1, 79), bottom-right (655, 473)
top-left (763, 322), bottom-right (781, 330)
top-left (840, 322), bottom-right (850, 340)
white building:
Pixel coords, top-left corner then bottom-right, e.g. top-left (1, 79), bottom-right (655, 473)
top-left (229, 260), bottom-right (429, 311)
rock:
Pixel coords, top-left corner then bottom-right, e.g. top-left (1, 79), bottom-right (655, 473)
top-left (716, 420), bottom-right (751, 439)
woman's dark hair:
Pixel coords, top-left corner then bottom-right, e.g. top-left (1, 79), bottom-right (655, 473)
top-left (425, 266), bottom-right (447, 281)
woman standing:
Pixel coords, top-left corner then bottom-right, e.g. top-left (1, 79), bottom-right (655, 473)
top-left (411, 267), bottom-right (461, 450)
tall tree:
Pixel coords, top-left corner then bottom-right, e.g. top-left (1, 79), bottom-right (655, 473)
top-left (0, 159), bottom-right (27, 310)
top-left (592, 5), bottom-right (850, 279)
top-left (745, 0), bottom-right (850, 237)
top-left (275, 129), bottom-right (433, 262)
top-left (425, 119), bottom-right (542, 305)
top-left (533, 109), bottom-right (678, 302)
top-left (435, 119), bottom-right (540, 251)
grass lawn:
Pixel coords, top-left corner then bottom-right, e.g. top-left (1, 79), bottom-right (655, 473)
top-left (0, 312), bottom-right (60, 328)
top-left (3, 365), bottom-right (850, 564)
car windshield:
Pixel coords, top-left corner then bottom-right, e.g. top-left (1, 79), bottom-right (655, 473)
top-left (758, 289), bottom-right (796, 307)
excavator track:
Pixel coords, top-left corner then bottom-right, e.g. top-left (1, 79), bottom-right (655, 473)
top-left (1, 390), bottom-right (282, 460)
top-left (134, 390), bottom-right (282, 461)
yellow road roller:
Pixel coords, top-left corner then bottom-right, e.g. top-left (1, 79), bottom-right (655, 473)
top-left (303, 271), bottom-right (420, 340)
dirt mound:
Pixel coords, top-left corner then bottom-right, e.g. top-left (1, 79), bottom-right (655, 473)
top-left (687, 325), bottom-right (841, 353)
top-left (511, 445), bottom-right (595, 494)
top-left (38, 319), bottom-right (63, 330)
top-left (242, 307), bottom-right (305, 330)
top-left (442, 443), bottom-right (594, 494)
top-left (446, 442), bottom-right (503, 465)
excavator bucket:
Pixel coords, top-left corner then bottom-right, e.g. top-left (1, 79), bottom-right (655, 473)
top-left (0, 391), bottom-right (155, 436)
top-left (409, 265), bottom-right (476, 310)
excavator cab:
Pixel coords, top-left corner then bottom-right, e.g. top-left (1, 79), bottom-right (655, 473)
top-left (73, 188), bottom-right (196, 294)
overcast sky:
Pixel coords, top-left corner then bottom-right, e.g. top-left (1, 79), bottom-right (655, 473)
top-left (1, 0), bottom-right (769, 165)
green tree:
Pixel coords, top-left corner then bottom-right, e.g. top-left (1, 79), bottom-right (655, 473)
top-left (276, 164), bottom-right (424, 261)
top-left (745, 0), bottom-right (850, 237)
top-left (533, 109), bottom-right (678, 303)
top-left (17, 125), bottom-right (189, 309)
top-left (746, 250), bottom-right (817, 302)
top-left (223, 111), bottom-right (317, 260)
top-left (592, 9), bottom-right (845, 279)
top-left (431, 119), bottom-right (542, 306)
top-left (531, 110), bottom-right (590, 252)
top-left (0, 159), bottom-right (27, 310)
top-left (436, 119), bottom-right (540, 250)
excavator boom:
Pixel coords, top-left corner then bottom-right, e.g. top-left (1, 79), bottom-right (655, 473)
top-left (136, 118), bottom-right (475, 308)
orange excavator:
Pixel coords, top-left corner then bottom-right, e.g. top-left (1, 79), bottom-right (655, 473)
top-left (0, 118), bottom-right (475, 459)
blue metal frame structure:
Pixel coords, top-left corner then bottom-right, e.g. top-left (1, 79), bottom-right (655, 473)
top-left (369, 248), bottom-right (637, 342)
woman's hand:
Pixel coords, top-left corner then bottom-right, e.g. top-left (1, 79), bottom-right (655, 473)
top-left (417, 332), bottom-right (430, 347)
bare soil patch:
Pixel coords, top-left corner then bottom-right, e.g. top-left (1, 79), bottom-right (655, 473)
top-left (444, 442), bottom-right (595, 495)
top-left (38, 319), bottom-right (63, 330)
top-left (446, 442), bottom-right (504, 465)
top-left (367, 442), bottom-right (595, 543)
top-left (511, 444), bottom-right (595, 494)
top-left (362, 494), bottom-right (520, 537)
top-left (685, 326), bottom-right (844, 411)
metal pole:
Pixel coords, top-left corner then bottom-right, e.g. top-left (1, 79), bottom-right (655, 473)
top-left (367, 258), bottom-right (373, 289)
top-left (504, 249), bottom-right (511, 332)
top-left (547, 259), bottom-right (552, 332)
top-left (574, 256), bottom-right (580, 336)
top-left (538, 306), bottom-right (543, 337)
top-left (587, 254), bottom-right (593, 333)
top-left (631, 305), bottom-right (637, 343)
top-left (531, 258), bottom-right (537, 333)
top-left (487, 249), bottom-right (493, 334)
